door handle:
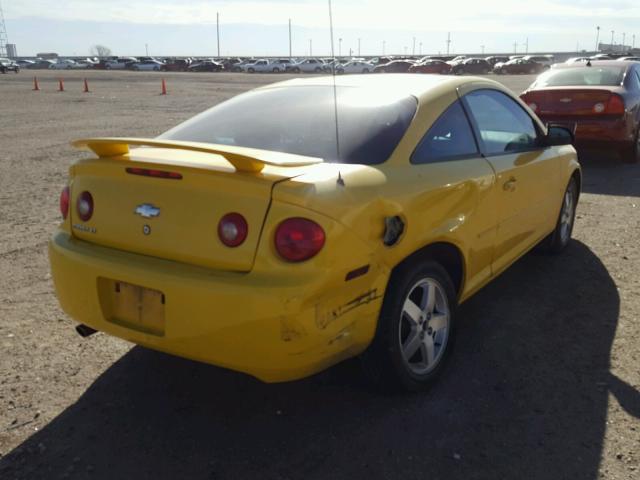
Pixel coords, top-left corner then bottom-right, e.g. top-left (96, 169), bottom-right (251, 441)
top-left (503, 177), bottom-right (517, 192)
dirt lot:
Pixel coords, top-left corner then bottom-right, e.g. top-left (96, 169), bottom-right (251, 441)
top-left (0, 70), bottom-right (638, 480)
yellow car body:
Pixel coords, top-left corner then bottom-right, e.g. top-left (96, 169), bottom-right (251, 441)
top-left (49, 75), bottom-right (580, 383)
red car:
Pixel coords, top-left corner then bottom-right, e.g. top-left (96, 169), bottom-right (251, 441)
top-left (521, 61), bottom-right (640, 163)
top-left (409, 60), bottom-right (451, 74)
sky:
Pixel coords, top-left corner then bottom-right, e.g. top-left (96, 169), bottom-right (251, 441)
top-left (3, 0), bottom-right (640, 57)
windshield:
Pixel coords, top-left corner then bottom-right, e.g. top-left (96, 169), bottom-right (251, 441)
top-left (533, 66), bottom-right (626, 87)
top-left (160, 86), bottom-right (417, 165)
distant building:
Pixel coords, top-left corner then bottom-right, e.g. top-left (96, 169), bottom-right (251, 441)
top-left (37, 52), bottom-right (59, 60)
top-left (6, 43), bottom-right (17, 58)
top-left (598, 43), bottom-right (631, 53)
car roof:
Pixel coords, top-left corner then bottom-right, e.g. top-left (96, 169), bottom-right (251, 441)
top-left (259, 74), bottom-right (510, 102)
top-left (551, 60), bottom-right (636, 70)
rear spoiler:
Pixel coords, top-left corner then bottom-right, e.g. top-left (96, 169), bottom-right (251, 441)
top-left (72, 137), bottom-right (322, 173)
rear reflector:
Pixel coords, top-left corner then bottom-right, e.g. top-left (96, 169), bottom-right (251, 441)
top-left (218, 213), bottom-right (248, 247)
top-left (76, 191), bottom-right (94, 222)
top-left (126, 167), bottom-right (183, 180)
top-left (60, 186), bottom-right (70, 220)
top-left (275, 218), bottom-right (325, 262)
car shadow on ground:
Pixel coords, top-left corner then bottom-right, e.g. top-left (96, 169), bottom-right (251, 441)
top-left (1, 241), bottom-right (638, 480)
top-left (578, 152), bottom-right (640, 197)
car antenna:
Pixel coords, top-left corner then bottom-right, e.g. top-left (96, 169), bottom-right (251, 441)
top-left (328, 0), bottom-right (341, 163)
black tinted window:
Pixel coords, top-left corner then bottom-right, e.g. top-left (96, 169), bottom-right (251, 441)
top-left (160, 86), bottom-right (417, 165)
top-left (412, 100), bottom-right (479, 164)
top-left (464, 89), bottom-right (539, 155)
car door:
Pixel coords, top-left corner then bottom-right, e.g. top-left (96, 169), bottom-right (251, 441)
top-left (409, 97), bottom-right (497, 296)
top-left (460, 88), bottom-right (561, 275)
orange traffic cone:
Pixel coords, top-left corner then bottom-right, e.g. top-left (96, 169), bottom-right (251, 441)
top-left (58, 78), bottom-right (65, 92)
top-left (161, 78), bottom-right (167, 95)
top-left (33, 77), bottom-right (40, 91)
top-left (83, 78), bottom-right (90, 93)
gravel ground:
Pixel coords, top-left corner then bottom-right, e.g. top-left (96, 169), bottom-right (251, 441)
top-left (0, 70), bottom-right (638, 480)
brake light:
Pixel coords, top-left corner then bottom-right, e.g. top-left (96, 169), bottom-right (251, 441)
top-left (275, 218), bottom-right (325, 262)
top-left (59, 186), bottom-right (70, 220)
top-left (604, 94), bottom-right (625, 115)
top-left (218, 213), bottom-right (248, 247)
top-left (126, 167), bottom-right (183, 180)
top-left (76, 191), bottom-right (94, 222)
top-left (520, 93), bottom-right (537, 112)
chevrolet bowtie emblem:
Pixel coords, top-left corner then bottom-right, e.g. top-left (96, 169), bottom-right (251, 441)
top-left (135, 204), bottom-right (161, 218)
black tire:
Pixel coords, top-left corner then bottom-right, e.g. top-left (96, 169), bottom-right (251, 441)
top-left (622, 128), bottom-right (640, 164)
top-left (540, 176), bottom-right (579, 254)
top-left (360, 260), bottom-right (458, 392)
top-left (292, 67), bottom-right (300, 73)
top-left (248, 67), bottom-right (255, 73)
top-left (314, 67), bottom-right (322, 73)
top-left (272, 67), bottom-right (280, 73)
top-left (456, 68), bottom-right (464, 75)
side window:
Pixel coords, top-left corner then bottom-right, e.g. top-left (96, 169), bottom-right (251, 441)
top-left (411, 100), bottom-right (479, 164)
top-left (464, 89), bottom-right (540, 155)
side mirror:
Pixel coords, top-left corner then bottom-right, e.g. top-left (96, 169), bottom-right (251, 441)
top-left (545, 125), bottom-right (574, 146)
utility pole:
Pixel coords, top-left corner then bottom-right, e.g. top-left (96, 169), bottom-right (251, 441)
top-left (358, 38), bottom-right (361, 56)
top-left (446, 32), bottom-right (451, 55)
top-left (622, 32), bottom-right (626, 52)
top-left (514, 42), bottom-right (518, 54)
top-left (0, 0), bottom-right (8, 58)
top-left (481, 45), bottom-right (485, 54)
top-left (216, 12), bottom-right (220, 57)
top-left (309, 39), bottom-right (312, 56)
top-left (338, 38), bottom-right (342, 57)
top-left (419, 42), bottom-right (423, 55)
top-left (412, 37), bottom-right (416, 55)
top-left (145, 43), bottom-right (149, 56)
top-left (611, 30), bottom-right (615, 46)
top-left (288, 19), bottom-right (292, 58)
top-left (595, 26), bottom-right (600, 52)
top-left (633, 34), bottom-right (636, 49)
top-left (525, 37), bottom-right (529, 54)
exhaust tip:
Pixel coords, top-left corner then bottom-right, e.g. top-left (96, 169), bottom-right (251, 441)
top-left (75, 324), bottom-right (98, 338)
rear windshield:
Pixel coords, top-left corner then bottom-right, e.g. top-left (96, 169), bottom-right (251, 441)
top-left (160, 86), bottom-right (417, 165)
top-left (533, 66), bottom-right (626, 87)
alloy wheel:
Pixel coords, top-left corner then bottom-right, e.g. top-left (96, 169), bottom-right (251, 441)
top-left (559, 181), bottom-right (576, 244)
top-left (399, 278), bottom-right (451, 375)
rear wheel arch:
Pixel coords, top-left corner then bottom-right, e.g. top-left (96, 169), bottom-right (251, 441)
top-left (571, 168), bottom-right (582, 199)
top-left (391, 242), bottom-right (465, 299)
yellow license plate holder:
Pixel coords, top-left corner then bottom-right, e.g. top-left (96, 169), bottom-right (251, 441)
top-left (103, 280), bottom-right (166, 336)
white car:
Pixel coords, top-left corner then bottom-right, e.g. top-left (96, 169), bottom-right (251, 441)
top-left (564, 57), bottom-right (590, 65)
top-left (131, 60), bottom-right (164, 71)
top-left (243, 59), bottom-right (272, 73)
top-left (269, 59), bottom-right (294, 72)
top-left (337, 61), bottom-right (374, 74)
top-left (49, 59), bottom-right (89, 70)
top-left (521, 55), bottom-right (554, 69)
top-left (286, 58), bottom-right (327, 73)
top-left (105, 57), bottom-right (137, 70)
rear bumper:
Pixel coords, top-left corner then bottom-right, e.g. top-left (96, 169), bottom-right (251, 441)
top-left (540, 115), bottom-right (635, 149)
top-left (49, 232), bottom-right (387, 382)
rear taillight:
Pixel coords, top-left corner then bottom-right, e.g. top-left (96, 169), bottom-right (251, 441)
top-left (275, 218), bottom-right (325, 262)
top-left (76, 191), bottom-right (94, 222)
top-left (218, 213), bottom-right (248, 247)
top-left (520, 93), bottom-right (537, 112)
top-left (59, 186), bottom-right (70, 220)
top-left (604, 94), bottom-right (625, 115)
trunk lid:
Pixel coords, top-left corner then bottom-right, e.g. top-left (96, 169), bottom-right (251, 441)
top-left (69, 141), bottom-right (321, 272)
top-left (523, 87), bottom-right (617, 116)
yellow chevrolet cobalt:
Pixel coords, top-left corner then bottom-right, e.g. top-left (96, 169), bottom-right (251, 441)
top-left (49, 75), bottom-right (580, 391)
